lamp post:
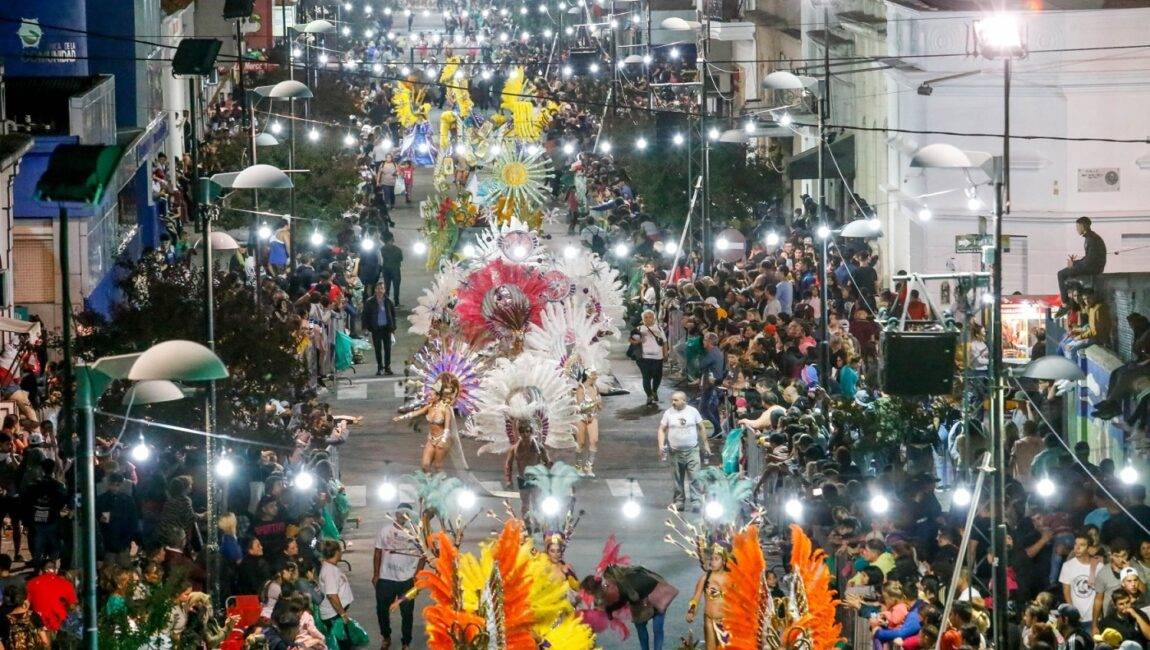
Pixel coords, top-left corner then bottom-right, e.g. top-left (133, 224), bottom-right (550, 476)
top-left (264, 80), bottom-right (314, 271)
top-left (972, 13), bottom-right (1025, 648)
top-left (662, 16), bottom-right (708, 272)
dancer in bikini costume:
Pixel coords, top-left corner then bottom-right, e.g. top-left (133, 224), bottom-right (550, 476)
top-left (574, 368), bottom-right (602, 477)
top-left (686, 542), bottom-right (732, 650)
top-left (395, 376), bottom-right (458, 472)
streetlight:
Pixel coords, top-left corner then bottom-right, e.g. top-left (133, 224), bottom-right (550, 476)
top-left (1035, 477), bottom-right (1056, 498)
top-left (456, 488), bottom-right (477, 510)
top-left (215, 455), bottom-right (236, 479)
top-left (869, 493), bottom-right (890, 515)
top-left (784, 497), bottom-right (803, 520)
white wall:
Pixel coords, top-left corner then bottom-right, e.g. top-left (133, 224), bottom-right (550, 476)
top-left (884, 6), bottom-right (1150, 299)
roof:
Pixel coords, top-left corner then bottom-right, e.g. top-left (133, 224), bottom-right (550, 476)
top-left (0, 134), bottom-right (33, 170)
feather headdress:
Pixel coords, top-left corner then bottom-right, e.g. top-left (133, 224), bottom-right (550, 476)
top-left (553, 250), bottom-right (626, 338)
top-left (454, 259), bottom-right (549, 342)
top-left (472, 216), bottom-right (548, 267)
top-left (404, 338), bottom-right (488, 417)
top-left (469, 354), bottom-right (579, 455)
top-left (524, 300), bottom-right (609, 381)
top-left (409, 262), bottom-right (465, 335)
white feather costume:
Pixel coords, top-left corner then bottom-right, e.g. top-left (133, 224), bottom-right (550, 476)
top-left (408, 262), bottom-right (465, 335)
top-left (471, 216), bottom-right (548, 268)
top-left (553, 250), bottom-right (626, 338)
top-left (468, 353), bottom-right (579, 455)
top-left (524, 300), bottom-right (609, 380)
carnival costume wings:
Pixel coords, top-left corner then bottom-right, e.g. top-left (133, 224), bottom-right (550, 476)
top-left (500, 67), bottom-right (559, 141)
top-left (454, 259), bottom-right (549, 342)
top-left (553, 250), bottom-right (627, 338)
top-left (723, 524), bottom-right (842, 650)
top-left (524, 299), bottom-right (609, 381)
top-left (468, 354), bottom-right (579, 455)
top-left (409, 262), bottom-right (465, 335)
top-left (416, 519), bottom-right (596, 650)
top-left (403, 338), bottom-right (488, 418)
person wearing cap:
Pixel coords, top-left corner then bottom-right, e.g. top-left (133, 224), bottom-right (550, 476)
top-left (373, 504), bottom-right (422, 649)
top-left (1056, 602), bottom-right (1093, 649)
top-left (1093, 540), bottom-right (1142, 626)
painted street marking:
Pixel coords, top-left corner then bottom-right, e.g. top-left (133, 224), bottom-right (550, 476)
top-left (606, 479), bottom-right (643, 498)
top-left (345, 484), bottom-right (367, 507)
top-left (480, 481), bottom-right (521, 499)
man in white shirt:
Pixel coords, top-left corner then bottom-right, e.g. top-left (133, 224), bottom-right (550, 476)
top-left (373, 504), bottom-right (423, 649)
top-left (1059, 532), bottom-right (1099, 632)
top-left (657, 391), bottom-right (710, 511)
top-left (319, 539), bottom-right (356, 649)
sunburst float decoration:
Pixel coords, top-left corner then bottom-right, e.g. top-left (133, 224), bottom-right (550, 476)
top-left (473, 217), bottom-right (548, 266)
top-left (484, 148), bottom-right (553, 218)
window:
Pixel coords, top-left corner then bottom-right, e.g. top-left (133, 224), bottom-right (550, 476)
top-left (13, 235), bottom-right (56, 303)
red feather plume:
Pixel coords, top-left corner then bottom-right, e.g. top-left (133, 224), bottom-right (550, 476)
top-left (455, 259), bottom-right (548, 340)
top-left (416, 531), bottom-right (484, 649)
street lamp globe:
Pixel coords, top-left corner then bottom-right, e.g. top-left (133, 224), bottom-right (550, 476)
top-left (621, 499), bottom-right (641, 519)
top-left (378, 481), bottom-right (398, 501)
top-left (704, 500), bottom-right (725, 520)
top-left (215, 456), bottom-right (236, 479)
top-left (540, 496), bottom-right (562, 517)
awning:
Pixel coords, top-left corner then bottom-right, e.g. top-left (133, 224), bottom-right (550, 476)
top-left (35, 144), bottom-right (126, 204)
top-left (0, 317), bottom-right (41, 338)
top-left (786, 134), bottom-right (855, 180)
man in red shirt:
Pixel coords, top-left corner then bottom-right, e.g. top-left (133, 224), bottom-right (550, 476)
top-left (26, 560), bottom-right (77, 632)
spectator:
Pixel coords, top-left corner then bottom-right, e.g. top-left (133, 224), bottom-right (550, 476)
top-left (1057, 217), bottom-right (1107, 315)
top-left (631, 310), bottom-right (667, 406)
top-left (380, 231), bottom-right (404, 306)
top-left (373, 504), bottom-right (421, 650)
top-left (362, 282), bottom-right (398, 376)
top-left (318, 540), bottom-right (355, 649)
top-left (656, 391), bottom-right (708, 512)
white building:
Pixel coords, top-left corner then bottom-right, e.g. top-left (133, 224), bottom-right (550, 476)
top-left (882, 3), bottom-right (1150, 299)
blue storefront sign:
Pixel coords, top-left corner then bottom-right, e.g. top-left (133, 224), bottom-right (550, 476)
top-left (0, 0), bottom-right (89, 76)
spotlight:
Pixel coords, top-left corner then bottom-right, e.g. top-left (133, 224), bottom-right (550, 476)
top-left (258, 224), bottom-right (273, 240)
top-left (412, 240), bottom-right (428, 255)
top-left (343, 133), bottom-right (357, 147)
top-left (378, 481), bottom-right (398, 501)
top-left (361, 237), bottom-right (376, 251)
top-left (310, 231), bottom-right (325, 247)
top-left (307, 127), bottom-right (320, 142)
top-left (918, 207), bottom-right (932, 221)
top-left (664, 241), bottom-right (678, 256)
top-left (455, 489), bottom-right (477, 509)
top-left (1036, 477), bottom-right (1056, 498)
top-left (952, 486), bottom-right (972, 507)
top-left (765, 231), bottom-right (780, 247)
top-left (215, 456), bottom-right (236, 479)
top-left (704, 500), bottom-right (725, 520)
top-left (817, 225), bottom-right (831, 240)
top-left (130, 439), bottom-right (150, 463)
top-left (869, 493), bottom-right (890, 514)
top-left (540, 496), bottom-right (562, 516)
top-left (635, 137), bottom-right (648, 150)
top-left (294, 471), bottom-right (316, 491)
top-left (563, 245), bottom-right (579, 259)
top-left (612, 242), bottom-right (629, 258)
top-left (1119, 464), bottom-right (1139, 485)
top-left (778, 112), bottom-right (793, 126)
top-left (784, 498), bottom-right (803, 520)
top-left (621, 499), bottom-right (641, 519)
top-left (917, 82), bottom-right (934, 96)
top-left (715, 237), bottom-right (729, 251)
top-left (672, 132), bottom-right (684, 146)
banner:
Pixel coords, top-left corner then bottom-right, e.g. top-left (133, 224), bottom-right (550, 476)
top-left (0, 0), bottom-right (89, 76)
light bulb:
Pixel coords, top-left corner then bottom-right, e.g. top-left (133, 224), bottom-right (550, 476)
top-left (381, 137), bottom-right (393, 150)
top-left (372, 63), bottom-right (382, 73)
top-left (635, 137), bottom-right (647, 150)
top-left (562, 142), bottom-right (575, 155)
top-left (215, 456), bottom-right (236, 479)
top-left (622, 499), bottom-right (641, 519)
top-left (869, 493), bottom-right (890, 514)
top-left (817, 225), bottom-right (831, 240)
top-left (499, 32), bottom-right (510, 43)
top-left (589, 62), bottom-right (600, 74)
top-left (364, 28), bottom-right (374, 38)
top-left (565, 26), bottom-right (574, 35)
top-left (400, 66), bottom-right (411, 76)
top-left (538, 3), bottom-right (548, 12)
top-left (617, 60), bottom-right (626, 70)
top-left (670, 47), bottom-right (680, 59)
top-left (412, 241), bottom-right (428, 255)
top-left (672, 132), bottom-right (684, 146)
top-left (968, 196), bottom-right (982, 211)
top-left (563, 245), bottom-right (579, 259)
top-left (310, 231), bottom-right (325, 247)
top-left (543, 28), bottom-right (553, 37)
top-left (982, 292), bottom-right (996, 305)
top-left (540, 496), bottom-right (561, 516)
top-left (511, 244), bottom-right (528, 260)
top-left (664, 241), bottom-right (678, 256)
top-left (952, 486), bottom-right (972, 507)
top-left (378, 481), bottom-right (398, 501)
top-left (342, 2), bottom-right (351, 10)
top-left (609, 18), bottom-right (619, 28)
top-left (918, 207), bottom-right (932, 221)
top-left (291, 47), bottom-right (301, 59)
top-left (520, 5), bottom-right (529, 14)
top-left (765, 231), bottom-right (780, 247)
top-left (456, 489), bottom-right (477, 509)
top-left (294, 471), bottom-right (316, 491)
top-left (715, 237), bottom-right (729, 251)
top-left (744, 121), bottom-right (756, 133)
top-left (462, 243), bottom-right (477, 258)
top-left (599, 140), bottom-right (611, 153)
top-left (1036, 477), bottom-right (1056, 498)
top-left (707, 126), bottom-right (720, 141)
top-left (258, 224), bottom-right (272, 240)
top-left (489, 144), bottom-right (502, 156)
top-left (642, 53), bottom-right (652, 65)
top-left (613, 242), bottom-right (629, 258)
top-left (481, 69), bottom-right (492, 80)
top-left (562, 65), bottom-right (573, 77)
top-left (1119, 465), bottom-right (1139, 485)
top-left (270, 121), bottom-right (283, 135)
top-left (307, 128), bottom-right (320, 142)
top-left (342, 26), bottom-right (351, 36)
top-left (131, 440), bottom-right (150, 463)
top-left (418, 142), bottom-right (430, 153)
top-left (525, 144), bottom-right (539, 155)
top-left (704, 500), bottom-right (725, 520)
top-left (779, 112), bottom-right (793, 126)
top-left (343, 133), bottom-right (356, 147)
top-left (784, 498), bottom-right (803, 520)
top-left (318, 53), bottom-right (329, 65)
top-left (361, 237), bottom-right (376, 251)
top-left (383, 7), bottom-right (391, 14)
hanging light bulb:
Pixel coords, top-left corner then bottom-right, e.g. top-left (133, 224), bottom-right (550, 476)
top-left (1036, 477), bottom-right (1056, 498)
top-left (540, 496), bottom-right (561, 516)
top-left (672, 132), bottom-right (684, 146)
top-left (130, 438), bottom-right (150, 463)
top-left (318, 52), bottom-right (329, 65)
top-left (455, 489), bottom-right (477, 509)
top-left (310, 231), bottom-right (325, 247)
top-left (258, 224), bottom-right (272, 240)
top-left (664, 240), bottom-right (679, 255)
top-left (778, 112), bottom-right (794, 126)
top-left (784, 498), bottom-right (803, 520)
top-left (562, 142), bottom-right (575, 155)
top-left (599, 140), bottom-right (611, 153)
top-left (412, 240), bottom-right (428, 255)
top-left (621, 499), bottom-right (641, 519)
top-left (563, 245), bottom-right (579, 259)
top-left (270, 121), bottom-right (283, 135)
top-left (642, 53), bottom-right (653, 65)
top-left (1119, 464), bottom-right (1139, 485)
top-left (765, 231), bottom-right (780, 247)
top-left (378, 481), bottom-right (398, 501)
top-left (343, 132), bottom-right (356, 147)
top-left (918, 206), bottom-right (933, 221)
top-left (307, 127), bottom-right (320, 142)
top-left (294, 471), bottom-right (316, 491)
top-left (215, 455), bottom-right (236, 479)
top-left (744, 120), bottom-right (756, 133)
top-left (952, 486), bottom-right (973, 507)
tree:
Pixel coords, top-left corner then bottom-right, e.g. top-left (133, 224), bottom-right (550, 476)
top-left (74, 257), bottom-right (307, 444)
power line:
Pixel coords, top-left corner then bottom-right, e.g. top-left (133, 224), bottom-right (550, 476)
top-left (792, 120), bottom-right (1150, 145)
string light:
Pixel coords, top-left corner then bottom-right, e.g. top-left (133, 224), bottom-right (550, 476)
top-left (130, 437), bottom-right (150, 463)
top-left (952, 486), bottom-right (973, 507)
top-left (599, 140), bottom-right (611, 153)
top-left (672, 132), bottom-right (684, 146)
top-left (540, 496), bottom-right (561, 516)
top-left (707, 126), bottom-right (720, 140)
top-left (270, 121), bottom-right (283, 135)
top-left (378, 481), bottom-right (398, 501)
top-left (765, 231), bottom-right (780, 246)
top-left (784, 498), bottom-right (803, 520)
top-left (258, 224), bottom-right (272, 240)
top-left (588, 62), bottom-right (600, 74)
top-left (704, 500), bottom-right (725, 520)
top-left (412, 241), bottom-right (428, 255)
top-left (621, 499), bottom-right (641, 519)
top-left (869, 493), bottom-right (891, 514)
top-left (778, 112), bottom-right (793, 126)
top-left (215, 455), bottom-right (236, 479)
top-left (455, 489), bottom-right (477, 509)
top-left (918, 207), bottom-right (933, 221)
top-left (317, 53), bottom-right (329, 65)
top-left (1036, 477), bottom-right (1056, 498)
top-left (307, 127), bottom-right (320, 142)
top-left (294, 471), bottom-right (316, 491)
top-left (635, 137), bottom-right (648, 150)
top-left (310, 231), bottom-right (325, 247)
top-left (664, 240), bottom-right (678, 255)
top-left (1119, 464), bottom-right (1139, 485)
